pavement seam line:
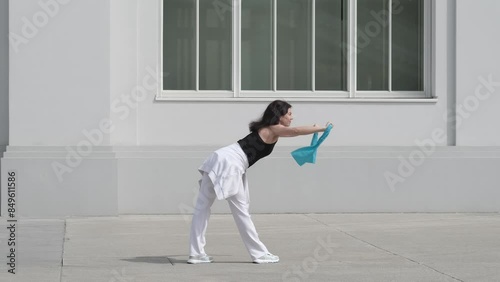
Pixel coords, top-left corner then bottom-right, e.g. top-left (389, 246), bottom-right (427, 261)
top-left (166, 257), bottom-right (174, 266)
top-left (59, 219), bottom-right (67, 282)
top-left (304, 215), bottom-right (466, 282)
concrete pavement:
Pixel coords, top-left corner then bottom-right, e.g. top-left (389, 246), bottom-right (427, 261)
top-left (0, 213), bottom-right (499, 282)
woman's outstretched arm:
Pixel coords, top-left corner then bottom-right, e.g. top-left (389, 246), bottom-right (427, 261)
top-left (269, 123), bottom-right (332, 137)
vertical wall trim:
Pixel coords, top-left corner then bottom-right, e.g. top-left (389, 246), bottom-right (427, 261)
top-left (447, 0), bottom-right (457, 146)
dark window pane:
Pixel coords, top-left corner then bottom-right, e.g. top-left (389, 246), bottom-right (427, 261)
top-left (241, 0), bottom-right (273, 90)
top-left (277, 0), bottom-right (312, 90)
top-left (316, 0), bottom-right (347, 91)
top-left (392, 0), bottom-right (424, 91)
top-left (199, 0), bottom-right (232, 90)
top-left (163, 0), bottom-right (196, 90)
top-left (357, 0), bottom-right (389, 91)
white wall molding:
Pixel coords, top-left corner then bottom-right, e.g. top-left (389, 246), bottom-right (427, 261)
top-left (1, 149), bottom-right (118, 218)
top-left (2, 146), bottom-right (499, 217)
top-left (4, 145), bottom-right (500, 159)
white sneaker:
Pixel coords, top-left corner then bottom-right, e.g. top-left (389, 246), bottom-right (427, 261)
top-left (187, 255), bottom-right (214, 264)
top-left (253, 253), bottom-right (279, 264)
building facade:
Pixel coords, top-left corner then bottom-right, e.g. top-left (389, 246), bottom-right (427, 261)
top-left (1, 0), bottom-right (500, 217)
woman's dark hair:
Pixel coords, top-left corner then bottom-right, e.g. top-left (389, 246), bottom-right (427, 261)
top-left (249, 100), bottom-right (292, 132)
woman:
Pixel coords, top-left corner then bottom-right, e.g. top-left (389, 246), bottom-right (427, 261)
top-left (188, 100), bottom-right (331, 264)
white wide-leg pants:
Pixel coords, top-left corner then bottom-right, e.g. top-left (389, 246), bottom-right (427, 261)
top-left (189, 172), bottom-right (269, 260)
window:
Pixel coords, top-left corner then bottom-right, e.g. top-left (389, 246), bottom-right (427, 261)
top-left (160, 0), bottom-right (431, 100)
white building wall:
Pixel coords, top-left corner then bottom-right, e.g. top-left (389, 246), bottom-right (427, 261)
top-left (2, 0), bottom-right (500, 217)
top-left (456, 0), bottom-right (500, 146)
top-left (2, 0), bottom-right (118, 217)
top-left (8, 0), bottom-right (111, 146)
top-left (0, 0), bottom-right (8, 148)
top-left (0, 0), bottom-right (9, 185)
top-left (137, 0), bottom-right (448, 147)
top-left (110, 0), bottom-right (139, 146)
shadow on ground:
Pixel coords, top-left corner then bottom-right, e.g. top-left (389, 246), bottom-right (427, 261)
top-left (122, 255), bottom-right (250, 265)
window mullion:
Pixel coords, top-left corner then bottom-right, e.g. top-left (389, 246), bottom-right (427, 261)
top-left (350, 0), bottom-right (357, 98)
top-left (389, 0), bottom-right (393, 92)
top-left (273, 0), bottom-right (277, 92)
top-left (234, 0), bottom-right (241, 97)
top-left (196, 0), bottom-right (200, 92)
top-left (426, 0), bottom-right (432, 98)
top-left (159, 0), bottom-right (164, 95)
top-left (312, 0), bottom-right (316, 92)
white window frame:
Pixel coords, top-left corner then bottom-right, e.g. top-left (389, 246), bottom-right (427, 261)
top-left (157, 0), bottom-right (434, 102)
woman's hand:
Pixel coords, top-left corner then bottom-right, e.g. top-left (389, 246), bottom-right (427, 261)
top-left (315, 122), bottom-right (333, 132)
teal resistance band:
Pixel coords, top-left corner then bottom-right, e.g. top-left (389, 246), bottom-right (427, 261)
top-left (291, 124), bottom-right (333, 166)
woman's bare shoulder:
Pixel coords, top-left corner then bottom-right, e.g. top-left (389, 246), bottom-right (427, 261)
top-left (258, 127), bottom-right (280, 143)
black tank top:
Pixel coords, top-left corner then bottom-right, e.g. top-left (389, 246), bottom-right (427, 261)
top-left (237, 131), bottom-right (277, 167)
